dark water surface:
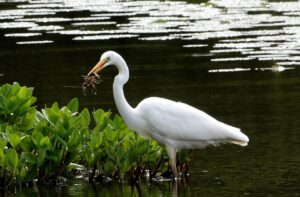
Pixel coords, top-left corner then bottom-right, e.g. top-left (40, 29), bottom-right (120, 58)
top-left (1, 0), bottom-right (300, 196)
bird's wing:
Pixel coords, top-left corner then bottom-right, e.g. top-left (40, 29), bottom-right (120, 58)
top-left (136, 97), bottom-right (248, 144)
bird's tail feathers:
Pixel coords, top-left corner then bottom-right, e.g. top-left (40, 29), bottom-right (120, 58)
top-left (229, 140), bottom-right (248, 146)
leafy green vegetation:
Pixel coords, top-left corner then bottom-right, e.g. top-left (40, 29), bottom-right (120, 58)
top-left (0, 83), bottom-right (36, 131)
top-left (0, 82), bottom-right (189, 188)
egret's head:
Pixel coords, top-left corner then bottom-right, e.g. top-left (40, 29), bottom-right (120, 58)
top-left (87, 51), bottom-right (116, 76)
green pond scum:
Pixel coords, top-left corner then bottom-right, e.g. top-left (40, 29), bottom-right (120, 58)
top-left (0, 82), bottom-right (190, 189)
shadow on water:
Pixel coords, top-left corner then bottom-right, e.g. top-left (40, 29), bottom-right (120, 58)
top-left (0, 0), bottom-right (300, 196)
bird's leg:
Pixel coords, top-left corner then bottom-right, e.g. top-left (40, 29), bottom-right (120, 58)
top-left (166, 145), bottom-right (178, 178)
top-left (146, 139), bottom-right (151, 178)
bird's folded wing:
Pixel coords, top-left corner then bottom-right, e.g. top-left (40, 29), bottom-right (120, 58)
top-left (137, 97), bottom-right (246, 143)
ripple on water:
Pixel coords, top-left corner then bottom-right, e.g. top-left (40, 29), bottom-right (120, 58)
top-left (208, 66), bottom-right (295, 73)
top-left (0, 21), bottom-right (37, 29)
top-left (16, 16), bottom-right (110, 23)
top-left (28, 25), bottom-right (64, 31)
top-left (183, 44), bottom-right (208, 48)
top-left (0, 16), bottom-right (24, 20)
top-left (0, 0), bottom-right (299, 67)
top-left (5, 33), bottom-right (42, 37)
top-left (71, 21), bottom-right (116, 26)
top-left (208, 68), bottom-right (251, 73)
top-left (16, 40), bottom-right (53, 45)
top-left (73, 34), bottom-right (139, 40)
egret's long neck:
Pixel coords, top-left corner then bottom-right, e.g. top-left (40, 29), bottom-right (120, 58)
top-left (113, 56), bottom-right (136, 129)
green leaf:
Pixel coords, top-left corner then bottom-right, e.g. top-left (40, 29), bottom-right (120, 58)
top-left (103, 160), bottom-right (115, 176)
top-left (103, 126), bottom-right (114, 142)
top-left (19, 97), bottom-right (36, 116)
top-left (11, 82), bottom-right (20, 95)
top-left (56, 135), bottom-right (67, 148)
top-left (31, 130), bottom-right (44, 147)
top-left (20, 167), bottom-right (26, 178)
top-left (22, 152), bottom-right (36, 164)
top-left (83, 151), bottom-right (94, 166)
top-left (0, 139), bottom-right (7, 149)
top-left (7, 96), bottom-right (22, 113)
top-left (80, 108), bottom-right (90, 126)
top-left (26, 87), bottom-right (34, 96)
top-left (0, 84), bottom-right (11, 97)
top-left (40, 136), bottom-right (51, 149)
top-left (58, 149), bottom-right (64, 163)
top-left (9, 133), bottom-right (21, 149)
top-left (55, 124), bottom-right (68, 141)
top-left (93, 109), bottom-right (111, 129)
top-left (51, 102), bottom-right (60, 111)
top-left (90, 131), bottom-right (103, 149)
top-left (36, 111), bottom-right (44, 122)
top-left (6, 149), bottom-right (18, 170)
top-left (0, 149), bottom-right (5, 166)
top-left (127, 148), bottom-right (139, 163)
top-left (41, 109), bottom-right (55, 126)
top-left (105, 146), bottom-right (117, 162)
top-left (137, 142), bottom-right (148, 155)
top-left (19, 110), bottom-right (36, 130)
top-left (37, 149), bottom-right (46, 167)
top-left (0, 94), bottom-right (8, 110)
top-left (68, 131), bottom-right (80, 149)
top-left (17, 87), bottom-right (28, 98)
top-left (113, 115), bottom-right (124, 129)
top-left (67, 98), bottom-right (78, 113)
top-left (120, 160), bottom-right (131, 173)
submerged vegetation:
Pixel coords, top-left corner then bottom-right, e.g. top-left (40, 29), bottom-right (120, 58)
top-left (0, 82), bottom-right (189, 189)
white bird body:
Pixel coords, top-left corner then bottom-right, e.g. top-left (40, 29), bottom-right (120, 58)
top-left (87, 51), bottom-right (249, 177)
top-left (135, 97), bottom-right (248, 149)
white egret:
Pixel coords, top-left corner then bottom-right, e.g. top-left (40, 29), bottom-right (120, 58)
top-left (87, 51), bottom-right (249, 177)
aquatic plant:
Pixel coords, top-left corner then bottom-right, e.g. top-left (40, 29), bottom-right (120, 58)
top-left (82, 109), bottom-right (168, 183)
top-left (0, 83), bottom-right (189, 188)
top-left (0, 82), bottom-right (36, 188)
top-left (0, 82), bottom-right (36, 131)
top-left (30, 98), bottom-right (88, 183)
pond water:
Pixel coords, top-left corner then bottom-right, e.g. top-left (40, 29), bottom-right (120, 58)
top-left (1, 0), bottom-right (300, 196)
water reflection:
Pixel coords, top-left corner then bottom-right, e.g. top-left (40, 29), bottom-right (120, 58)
top-left (208, 65), bottom-right (295, 73)
top-left (1, 0), bottom-right (300, 65)
top-left (4, 178), bottom-right (192, 197)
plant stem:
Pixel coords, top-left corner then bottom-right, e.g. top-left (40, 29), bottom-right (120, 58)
top-left (89, 164), bottom-right (96, 183)
top-left (6, 170), bottom-right (15, 188)
top-left (151, 153), bottom-right (164, 178)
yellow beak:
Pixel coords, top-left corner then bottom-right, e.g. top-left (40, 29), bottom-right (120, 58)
top-left (87, 59), bottom-right (107, 76)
